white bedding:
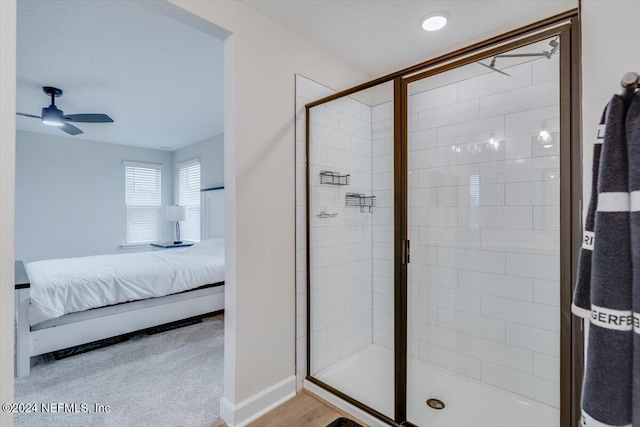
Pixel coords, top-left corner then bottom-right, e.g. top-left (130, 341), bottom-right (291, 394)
top-left (25, 238), bottom-right (225, 326)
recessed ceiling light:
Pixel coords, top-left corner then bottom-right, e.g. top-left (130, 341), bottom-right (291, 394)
top-left (421, 12), bottom-right (449, 32)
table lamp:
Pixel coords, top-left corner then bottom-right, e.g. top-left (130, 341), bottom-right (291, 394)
top-left (166, 205), bottom-right (187, 244)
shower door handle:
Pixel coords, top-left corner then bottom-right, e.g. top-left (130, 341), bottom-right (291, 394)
top-left (403, 240), bottom-right (410, 264)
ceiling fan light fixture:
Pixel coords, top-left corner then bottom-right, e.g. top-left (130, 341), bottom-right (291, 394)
top-left (17, 86), bottom-right (113, 136)
top-left (42, 119), bottom-right (64, 127)
top-left (421, 12), bottom-right (449, 32)
top-left (41, 106), bottom-right (65, 127)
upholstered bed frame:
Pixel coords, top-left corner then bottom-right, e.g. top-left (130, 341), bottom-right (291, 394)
top-left (15, 187), bottom-right (225, 377)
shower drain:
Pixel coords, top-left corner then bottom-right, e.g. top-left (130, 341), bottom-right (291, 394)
top-left (426, 398), bottom-right (445, 410)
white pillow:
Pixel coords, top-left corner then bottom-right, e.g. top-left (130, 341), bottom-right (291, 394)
top-left (189, 238), bottom-right (225, 257)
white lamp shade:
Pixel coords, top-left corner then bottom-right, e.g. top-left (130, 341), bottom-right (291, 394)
top-left (166, 205), bottom-right (187, 222)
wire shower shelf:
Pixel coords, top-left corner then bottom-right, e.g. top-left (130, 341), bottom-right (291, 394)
top-left (320, 170), bottom-right (351, 186)
top-left (345, 193), bottom-right (376, 213)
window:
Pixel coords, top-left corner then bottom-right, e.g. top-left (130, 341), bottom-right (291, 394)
top-left (124, 161), bottom-right (162, 244)
top-left (178, 159), bottom-right (201, 242)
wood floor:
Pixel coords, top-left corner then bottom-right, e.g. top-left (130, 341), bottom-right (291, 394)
top-left (245, 390), bottom-right (367, 427)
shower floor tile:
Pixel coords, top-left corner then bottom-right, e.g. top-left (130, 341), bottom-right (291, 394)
top-left (315, 344), bottom-right (558, 427)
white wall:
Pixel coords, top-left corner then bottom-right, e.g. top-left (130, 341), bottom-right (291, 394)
top-left (0, 0), bottom-right (17, 420)
top-left (581, 1), bottom-right (640, 204)
top-left (149, 2), bottom-right (370, 425)
top-left (173, 133), bottom-right (224, 199)
top-left (14, 131), bottom-right (175, 262)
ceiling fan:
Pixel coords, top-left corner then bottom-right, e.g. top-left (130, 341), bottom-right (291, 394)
top-left (16, 86), bottom-right (114, 136)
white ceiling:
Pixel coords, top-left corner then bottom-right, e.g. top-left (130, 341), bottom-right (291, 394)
top-left (16, 0), bottom-right (224, 151)
top-left (241, 0), bottom-right (577, 76)
top-left (16, 1), bottom-right (576, 149)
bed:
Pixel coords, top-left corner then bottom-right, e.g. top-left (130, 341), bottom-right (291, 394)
top-left (15, 187), bottom-right (225, 377)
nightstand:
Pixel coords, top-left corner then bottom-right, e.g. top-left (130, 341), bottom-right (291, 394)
top-left (150, 242), bottom-right (195, 250)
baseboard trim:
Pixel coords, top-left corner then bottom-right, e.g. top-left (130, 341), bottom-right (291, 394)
top-left (220, 375), bottom-right (296, 427)
top-left (303, 380), bottom-right (390, 427)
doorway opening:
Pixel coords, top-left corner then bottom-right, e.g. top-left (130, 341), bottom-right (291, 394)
top-left (13, 1), bottom-right (232, 425)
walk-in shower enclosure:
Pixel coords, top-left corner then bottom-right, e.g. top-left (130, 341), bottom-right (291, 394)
top-left (304, 12), bottom-right (581, 427)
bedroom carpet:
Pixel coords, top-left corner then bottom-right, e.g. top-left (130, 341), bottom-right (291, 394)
top-left (14, 315), bottom-right (225, 427)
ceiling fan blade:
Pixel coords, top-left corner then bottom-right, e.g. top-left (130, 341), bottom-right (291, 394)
top-left (63, 114), bottom-right (113, 123)
top-left (60, 122), bottom-right (83, 136)
top-left (478, 62), bottom-right (512, 77)
top-left (16, 112), bottom-right (42, 119)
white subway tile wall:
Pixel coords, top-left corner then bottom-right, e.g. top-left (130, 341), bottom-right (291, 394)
top-left (370, 100), bottom-right (395, 361)
top-left (402, 56), bottom-right (561, 408)
top-left (297, 53), bottom-right (560, 407)
top-left (297, 76), bottom-right (378, 379)
top-left (296, 75), bottom-right (338, 389)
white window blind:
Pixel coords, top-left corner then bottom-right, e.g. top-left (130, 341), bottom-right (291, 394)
top-left (178, 159), bottom-right (201, 242)
top-left (124, 161), bottom-right (162, 244)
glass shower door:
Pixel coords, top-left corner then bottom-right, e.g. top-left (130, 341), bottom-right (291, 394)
top-left (405, 38), bottom-right (562, 427)
top-left (307, 82), bottom-right (396, 420)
